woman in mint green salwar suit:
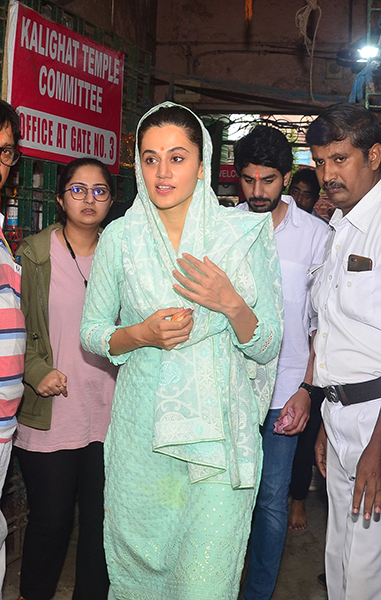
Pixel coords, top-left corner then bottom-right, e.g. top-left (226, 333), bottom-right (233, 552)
top-left (80, 103), bottom-right (283, 600)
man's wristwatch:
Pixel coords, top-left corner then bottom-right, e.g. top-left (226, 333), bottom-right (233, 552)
top-left (299, 382), bottom-right (313, 396)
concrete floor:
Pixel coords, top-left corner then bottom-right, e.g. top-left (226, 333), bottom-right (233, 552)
top-left (2, 488), bottom-right (328, 600)
top-left (271, 489), bottom-right (328, 600)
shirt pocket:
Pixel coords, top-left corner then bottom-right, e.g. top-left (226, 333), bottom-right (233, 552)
top-left (338, 265), bottom-right (374, 324)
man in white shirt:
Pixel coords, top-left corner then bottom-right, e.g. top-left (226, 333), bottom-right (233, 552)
top-left (307, 102), bottom-right (381, 600)
top-left (234, 125), bottom-right (328, 600)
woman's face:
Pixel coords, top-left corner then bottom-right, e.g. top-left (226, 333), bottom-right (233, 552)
top-left (57, 165), bottom-right (113, 227)
top-left (139, 124), bottom-right (203, 214)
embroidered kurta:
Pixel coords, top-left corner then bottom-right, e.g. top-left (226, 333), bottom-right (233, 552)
top-left (80, 102), bottom-right (283, 600)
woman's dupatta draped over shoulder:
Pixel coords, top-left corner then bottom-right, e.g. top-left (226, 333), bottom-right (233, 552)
top-left (121, 102), bottom-right (283, 488)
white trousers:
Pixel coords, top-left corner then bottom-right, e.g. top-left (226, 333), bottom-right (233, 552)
top-left (322, 398), bottom-right (381, 600)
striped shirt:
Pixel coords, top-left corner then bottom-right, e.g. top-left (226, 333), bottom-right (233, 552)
top-left (0, 215), bottom-right (26, 442)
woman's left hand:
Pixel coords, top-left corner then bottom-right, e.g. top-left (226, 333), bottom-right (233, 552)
top-left (173, 253), bottom-right (258, 344)
top-left (173, 253), bottom-right (239, 316)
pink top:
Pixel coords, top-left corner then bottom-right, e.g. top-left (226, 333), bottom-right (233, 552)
top-left (15, 230), bottom-right (117, 452)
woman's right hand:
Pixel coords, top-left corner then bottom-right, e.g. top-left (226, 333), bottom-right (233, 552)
top-left (138, 308), bottom-right (193, 350)
top-left (109, 308), bottom-right (194, 355)
top-left (36, 369), bottom-right (68, 397)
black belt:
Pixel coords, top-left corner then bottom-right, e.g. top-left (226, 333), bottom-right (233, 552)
top-left (324, 376), bottom-right (381, 406)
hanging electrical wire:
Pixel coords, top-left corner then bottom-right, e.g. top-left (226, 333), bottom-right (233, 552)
top-left (295, 0), bottom-right (322, 102)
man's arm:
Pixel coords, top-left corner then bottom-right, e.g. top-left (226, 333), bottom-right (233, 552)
top-left (0, 234), bottom-right (26, 426)
top-left (353, 408), bottom-right (381, 520)
top-left (279, 331), bottom-right (317, 435)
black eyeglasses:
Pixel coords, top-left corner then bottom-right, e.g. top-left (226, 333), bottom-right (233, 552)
top-left (64, 185), bottom-right (111, 202)
top-left (0, 146), bottom-right (22, 167)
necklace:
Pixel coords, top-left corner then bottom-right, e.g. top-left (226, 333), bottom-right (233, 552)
top-left (62, 227), bottom-right (88, 288)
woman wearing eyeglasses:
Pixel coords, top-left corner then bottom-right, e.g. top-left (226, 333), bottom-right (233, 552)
top-left (14, 158), bottom-right (116, 600)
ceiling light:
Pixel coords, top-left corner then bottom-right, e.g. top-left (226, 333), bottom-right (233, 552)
top-left (358, 45), bottom-right (379, 60)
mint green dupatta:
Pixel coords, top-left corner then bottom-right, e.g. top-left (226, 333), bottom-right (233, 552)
top-left (122, 102), bottom-right (282, 488)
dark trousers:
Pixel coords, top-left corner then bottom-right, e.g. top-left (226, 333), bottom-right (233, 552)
top-left (244, 408), bottom-right (299, 600)
top-left (289, 387), bottom-right (325, 501)
top-left (16, 441), bottom-right (109, 600)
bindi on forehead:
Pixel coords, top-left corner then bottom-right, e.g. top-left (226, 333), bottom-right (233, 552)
top-left (160, 146), bottom-right (164, 151)
top-left (255, 171), bottom-right (259, 179)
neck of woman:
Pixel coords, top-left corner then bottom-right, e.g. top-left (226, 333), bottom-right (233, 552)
top-left (157, 198), bottom-right (192, 254)
top-left (58, 221), bottom-right (100, 257)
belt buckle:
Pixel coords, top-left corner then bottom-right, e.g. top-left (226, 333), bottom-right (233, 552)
top-left (326, 385), bottom-right (340, 403)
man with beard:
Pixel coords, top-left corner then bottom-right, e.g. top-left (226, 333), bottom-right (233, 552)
top-left (307, 103), bottom-right (381, 600)
top-left (234, 125), bottom-right (327, 600)
top-left (0, 100), bottom-right (25, 592)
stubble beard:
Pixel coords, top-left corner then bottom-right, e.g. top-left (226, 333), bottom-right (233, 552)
top-left (247, 192), bottom-right (282, 213)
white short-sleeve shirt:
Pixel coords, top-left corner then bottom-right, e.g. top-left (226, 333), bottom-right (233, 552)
top-left (312, 179), bottom-right (381, 387)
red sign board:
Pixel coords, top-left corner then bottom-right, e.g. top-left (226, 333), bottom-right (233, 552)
top-left (6, 1), bottom-right (124, 173)
top-left (219, 164), bottom-right (239, 182)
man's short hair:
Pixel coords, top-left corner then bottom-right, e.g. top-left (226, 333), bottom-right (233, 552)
top-left (234, 125), bottom-right (293, 178)
top-left (0, 100), bottom-right (20, 147)
top-left (306, 102), bottom-right (381, 160)
top-left (290, 168), bottom-right (320, 202)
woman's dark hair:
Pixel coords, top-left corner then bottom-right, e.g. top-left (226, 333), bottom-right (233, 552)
top-left (306, 102), bottom-right (381, 160)
top-left (137, 105), bottom-right (203, 161)
top-left (234, 125), bottom-right (293, 177)
top-left (56, 157), bottom-right (114, 225)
